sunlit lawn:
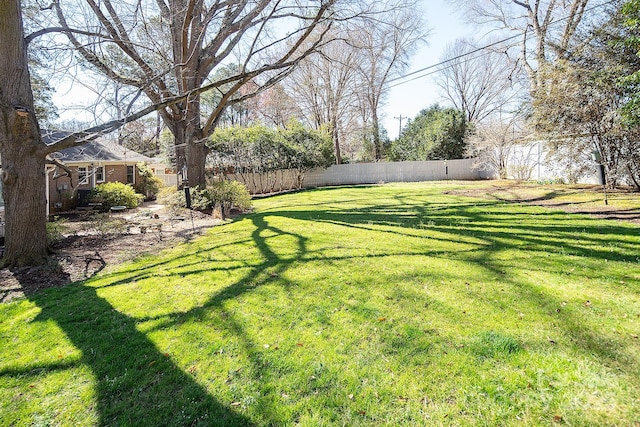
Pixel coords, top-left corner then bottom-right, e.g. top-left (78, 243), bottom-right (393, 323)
top-left (1, 181), bottom-right (639, 426)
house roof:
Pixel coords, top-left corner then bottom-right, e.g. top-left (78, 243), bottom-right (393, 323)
top-left (51, 140), bottom-right (153, 163)
top-left (42, 130), bottom-right (153, 164)
top-left (0, 132), bottom-right (156, 194)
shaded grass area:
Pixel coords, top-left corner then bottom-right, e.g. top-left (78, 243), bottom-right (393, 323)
top-left (1, 182), bottom-right (639, 426)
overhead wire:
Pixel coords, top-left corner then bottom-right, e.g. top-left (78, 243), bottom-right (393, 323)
top-left (385, 0), bottom-right (617, 89)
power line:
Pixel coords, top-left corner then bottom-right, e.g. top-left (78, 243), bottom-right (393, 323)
top-left (386, 34), bottom-right (522, 85)
top-left (386, 0), bottom-right (616, 89)
top-left (393, 115), bottom-right (406, 137)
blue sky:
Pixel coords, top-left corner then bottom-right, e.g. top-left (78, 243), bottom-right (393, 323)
top-left (381, 0), bottom-right (473, 138)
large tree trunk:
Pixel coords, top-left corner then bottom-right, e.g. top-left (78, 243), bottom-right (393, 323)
top-left (171, 98), bottom-right (209, 188)
top-left (0, 0), bottom-right (50, 267)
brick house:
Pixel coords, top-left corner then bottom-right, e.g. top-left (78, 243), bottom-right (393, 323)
top-left (46, 138), bottom-right (166, 215)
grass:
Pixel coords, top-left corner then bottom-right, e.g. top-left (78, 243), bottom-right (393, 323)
top-left (1, 181), bottom-right (639, 426)
top-left (473, 180), bottom-right (640, 210)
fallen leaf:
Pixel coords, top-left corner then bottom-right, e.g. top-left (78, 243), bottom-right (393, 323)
top-left (296, 343), bottom-right (304, 347)
top-left (553, 415), bottom-right (563, 423)
top-left (148, 360), bottom-right (156, 367)
top-left (378, 317), bottom-right (386, 322)
top-left (358, 410), bottom-right (366, 416)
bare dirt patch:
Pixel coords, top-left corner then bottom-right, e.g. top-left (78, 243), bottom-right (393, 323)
top-left (446, 182), bottom-right (640, 224)
top-left (1, 202), bottom-right (225, 302)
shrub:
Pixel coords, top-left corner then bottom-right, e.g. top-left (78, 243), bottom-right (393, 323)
top-left (187, 187), bottom-right (211, 211)
top-left (91, 182), bottom-right (144, 210)
top-left (208, 180), bottom-right (252, 213)
top-left (157, 182), bottom-right (252, 215)
top-left (157, 186), bottom-right (210, 213)
top-left (134, 162), bottom-right (163, 200)
top-left (157, 186), bottom-right (183, 215)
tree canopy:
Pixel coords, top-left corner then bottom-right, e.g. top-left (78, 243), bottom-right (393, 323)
top-left (389, 105), bottom-right (468, 161)
top-left (532, 0), bottom-right (640, 188)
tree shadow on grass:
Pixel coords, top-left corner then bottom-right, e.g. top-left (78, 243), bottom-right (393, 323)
top-left (13, 188), bottom-right (639, 425)
top-left (250, 197), bottom-right (640, 366)
top-left (12, 212), bottom-right (312, 426)
top-left (24, 282), bottom-right (255, 427)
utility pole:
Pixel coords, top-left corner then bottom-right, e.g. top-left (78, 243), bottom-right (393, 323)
top-left (394, 115), bottom-right (406, 138)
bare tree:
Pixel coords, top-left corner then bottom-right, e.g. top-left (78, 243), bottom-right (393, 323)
top-left (50, 0), bottom-right (339, 186)
top-left (466, 116), bottom-right (527, 179)
top-left (255, 83), bottom-right (302, 128)
top-left (288, 31), bottom-right (363, 164)
top-left (1, 0), bottom-right (162, 266)
top-left (288, 0), bottom-right (428, 163)
top-left (6, 0), bottom-right (320, 266)
top-left (435, 38), bottom-right (520, 124)
top-left (450, 0), bottom-right (601, 93)
top-left (1, 0), bottom-right (51, 266)
top-left (352, 2), bottom-right (428, 159)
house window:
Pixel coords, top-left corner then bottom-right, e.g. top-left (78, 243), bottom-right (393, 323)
top-left (126, 165), bottom-right (134, 184)
top-left (78, 166), bottom-right (89, 185)
top-left (95, 166), bottom-right (105, 183)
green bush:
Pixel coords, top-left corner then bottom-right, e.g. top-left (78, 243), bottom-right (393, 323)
top-left (157, 186), bottom-right (209, 213)
top-left (157, 186), bottom-right (183, 214)
top-left (157, 182), bottom-right (252, 214)
top-left (207, 180), bottom-right (252, 213)
top-left (91, 182), bottom-right (144, 210)
top-left (134, 162), bottom-right (163, 200)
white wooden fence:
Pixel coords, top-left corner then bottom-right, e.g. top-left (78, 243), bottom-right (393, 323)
top-left (303, 158), bottom-right (493, 188)
top-left (215, 158), bottom-right (494, 195)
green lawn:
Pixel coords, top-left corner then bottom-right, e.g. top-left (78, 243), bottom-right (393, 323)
top-left (1, 182), bottom-right (639, 426)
